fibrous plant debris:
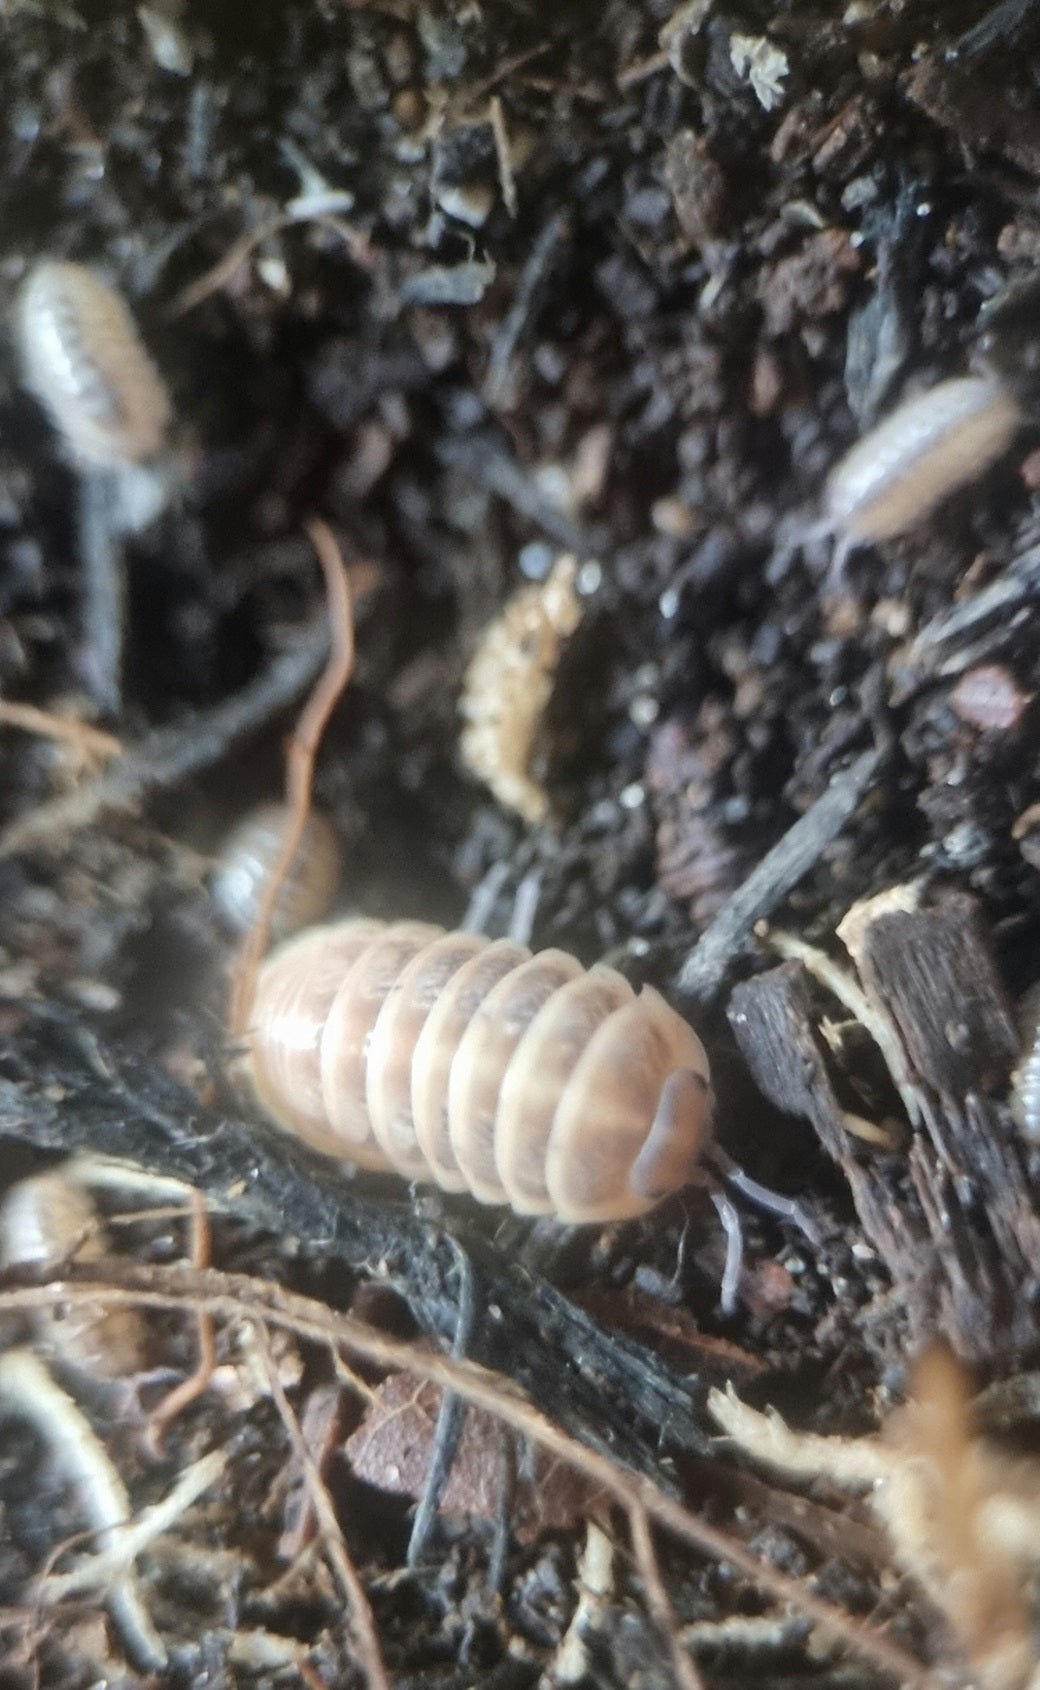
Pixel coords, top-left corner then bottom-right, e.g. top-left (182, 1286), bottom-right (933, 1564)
top-left (711, 1347), bottom-right (1040, 1690)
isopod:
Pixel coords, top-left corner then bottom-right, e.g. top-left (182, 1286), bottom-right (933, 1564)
top-left (825, 374), bottom-right (1021, 547)
top-left (15, 259), bottom-right (171, 466)
top-left (245, 917), bottom-right (713, 1224)
top-left (1012, 982), bottom-right (1040, 1141)
top-left (0, 1169), bottom-right (146, 1379)
top-left (459, 553), bottom-right (585, 825)
top-left (211, 802), bottom-right (342, 940)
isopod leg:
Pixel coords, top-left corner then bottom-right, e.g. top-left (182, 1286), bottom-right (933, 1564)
top-left (709, 1188), bottom-right (743, 1318)
top-left (406, 1239), bottom-right (478, 1567)
top-left (709, 1147), bottom-right (822, 1246)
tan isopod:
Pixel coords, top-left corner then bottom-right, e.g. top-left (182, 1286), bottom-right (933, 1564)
top-left (15, 259), bottom-right (172, 466)
top-left (0, 1169), bottom-right (146, 1379)
top-left (245, 917), bottom-right (713, 1224)
top-left (825, 374), bottom-right (1021, 548)
top-left (211, 802), bottom-right (342, 941)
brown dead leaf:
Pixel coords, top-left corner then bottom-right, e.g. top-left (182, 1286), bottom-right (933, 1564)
top-left (344, 1372), bottom-right (610, 1541)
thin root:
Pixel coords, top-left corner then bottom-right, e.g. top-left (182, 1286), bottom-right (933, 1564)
top-left (229, 518), bottom-right (357, 1037)
top-left (146, 1187), bottom-right (217, 1456)
top-left (0, 701), bottom-right (122, 773)
top-left (7, 1265), bottom-right (943, 1690)
top-left (249, 1317), bottom-right (391, 1690)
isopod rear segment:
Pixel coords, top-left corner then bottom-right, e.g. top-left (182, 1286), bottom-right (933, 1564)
top-left (245, 918), bottom-right (713, 1224)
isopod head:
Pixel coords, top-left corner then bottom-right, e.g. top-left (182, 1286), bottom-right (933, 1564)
top-left (16, 259), bottom-right (171, 467)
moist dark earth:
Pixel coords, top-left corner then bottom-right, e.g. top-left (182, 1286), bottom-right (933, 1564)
top-left (2, 2), bottom-right (1040, 1687)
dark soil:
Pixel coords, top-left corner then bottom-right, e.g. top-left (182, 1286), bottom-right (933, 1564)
top-left (2, 2), bottom-right (1040, 1687)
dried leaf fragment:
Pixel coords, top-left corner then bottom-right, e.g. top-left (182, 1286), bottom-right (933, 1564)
top-left (344, 1371), bottom-right (609, 1541)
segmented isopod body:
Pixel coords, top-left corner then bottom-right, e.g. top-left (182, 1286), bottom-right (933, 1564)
top-left (0, 1170), bottom-right (146, 1378)
top-left (825, 374), bottom-right (1021, 544)
top-left (212, 802), bottom-right (342, 940)
top-left (246, 918), bottom-right (712, 1223)
top-left (16, 260), bottom-right (171, 466)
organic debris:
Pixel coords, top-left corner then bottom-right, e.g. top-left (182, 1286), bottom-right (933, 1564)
top-left (711, 1347), bottom-right (1040, 1690)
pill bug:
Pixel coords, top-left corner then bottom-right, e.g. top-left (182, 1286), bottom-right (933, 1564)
top-left (212, 802), bottom-right (342, 940)
top-left (824, 374), bottom-right (1021, 547)
top-left (0, 1169), bottom-right (146, 1379)
top-left (16, 259), bottom-right (171, 466)
top-left (245, 917), bottom-right (712, 1224)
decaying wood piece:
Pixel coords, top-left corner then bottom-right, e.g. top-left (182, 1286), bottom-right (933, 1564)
top-left (729, 894), bottom-right (1039, 1360)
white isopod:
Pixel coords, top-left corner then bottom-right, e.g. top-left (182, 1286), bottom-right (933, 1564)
top-left (15, 259), bottom-right (171, 467)
top-left (245, 917), bottom-right (713, 1224)
top-left (211, 803), bottom-right (342, 941)
top-left (825, 374), bottom-right (1022, 549)
top-left (0, 1169), bottom-right (146, 1379)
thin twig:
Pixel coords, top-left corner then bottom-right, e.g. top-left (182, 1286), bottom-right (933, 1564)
top-left (616, 48), bottom-right (670, 88)
top-left (407, 1238), bottom-right (478, 1565)
top-left (483, 212), bottom-right (569, 407)
top-left (6, 1265), bottom-right (941, 1690)
top-left (77, 471), bottom-right (127, 720)
top-left (677, 747), bottom-right (884, 1002)
top-left (0, 633), bottom-right (329, 861)
top-left (0, 1346), bottom-right (167, 1672)
top-left (38, 1449), bottom-right (227, 1605)
top-left (166, 211), bottom-right (373, 318)
top-left (0, 702), bottom-right (121, 767)
top-left (629, 1504), bottom-right (706, 1690)
top-left (229, 518), bottom-right (357, 1037)
top-left (146, 1187), bottom-right (217, 1455)
top-left (249, 1318), bottom-right (391, 1690)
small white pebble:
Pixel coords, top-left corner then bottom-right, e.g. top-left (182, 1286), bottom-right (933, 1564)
top-left (576, 559), bottom-right (602, 595)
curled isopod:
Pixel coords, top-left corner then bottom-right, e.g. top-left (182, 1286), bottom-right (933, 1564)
top-left (825, 374), bottom-right (1021, 547)
top-left (15, 259), bottom-right (172, 466)
top-left (245, 917), bottom-right (712, 1223)
top-left (211, 802), bottom-right (342, 940)
top-left (0, 1169), bottom-right (146, 1379)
